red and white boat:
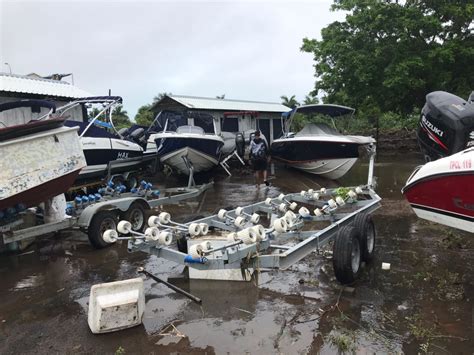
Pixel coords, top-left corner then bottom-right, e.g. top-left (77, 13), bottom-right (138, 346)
top-left (402, 148), bottom-right (474, 233)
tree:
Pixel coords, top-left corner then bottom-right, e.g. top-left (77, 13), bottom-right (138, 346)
top-left (303, 94), bottom-right (319, 105)
top-left (111, 106), bottom-right (131, 129)
top-left (134, 104), bottom-right (155, 126)
top-left (301, 0), bottom-right (474, 115)
top-left (280, 95), bottom-right (300, 109)
top-left (152, 92), bottom-right (172, 105)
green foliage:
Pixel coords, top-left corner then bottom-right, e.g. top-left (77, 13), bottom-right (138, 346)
top-left (280, 95), bottom-right (300, 109)
top-left (134, 104), bottom-right (154, 126)
top-left (111, 106), bottom-right (131, 129)
top-left (152, 92), bottom-right (172, 105)
top-left (301, 0), bottom-right (474, 118)
top-left (303, 94), bottom-right (319, 105)
top-left (327, 332), bottom-right (357, 353)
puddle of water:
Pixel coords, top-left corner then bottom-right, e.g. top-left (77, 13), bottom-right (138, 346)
top-left (0, 153), bottom-right (472, 354)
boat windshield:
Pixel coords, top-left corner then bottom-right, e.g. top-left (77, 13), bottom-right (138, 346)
top-left (296, 123), bottom-right (342, 137)
top-left (153, 110), bottom-right (216, 134)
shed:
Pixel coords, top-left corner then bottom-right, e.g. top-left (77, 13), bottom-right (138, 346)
top-left (152, 95), bottom-right (290, 142)
top-left (0, 72), bottom-right (92, 125)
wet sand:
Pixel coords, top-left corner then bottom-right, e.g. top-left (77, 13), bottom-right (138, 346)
top-left (0, 153), bottom-right (472, 354)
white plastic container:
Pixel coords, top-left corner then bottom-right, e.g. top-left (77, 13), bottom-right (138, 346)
top-left (88, 277), bottom-right (145, 334)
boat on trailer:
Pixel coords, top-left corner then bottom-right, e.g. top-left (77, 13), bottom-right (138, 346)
top-left (59, 96), bottom-right (155, 182)
top-left (271, 104), bottom-right (375, 180)
top-left (402, 91), bottom-right (474, 233)
top-left (148, 110), bottom-right (224, 175)
top-left (0, 100), bottom-right (86, 211)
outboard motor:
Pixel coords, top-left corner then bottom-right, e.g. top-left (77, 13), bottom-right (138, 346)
top-left (417, 91), bottom-right (474, 162)
top-left (129, 127), bottom-right (145, 145)
top-left (235, 132), bottom-right (245, 157)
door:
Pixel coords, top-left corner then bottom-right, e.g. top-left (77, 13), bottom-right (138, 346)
top-left (257, 119), bottom-right (270, 142)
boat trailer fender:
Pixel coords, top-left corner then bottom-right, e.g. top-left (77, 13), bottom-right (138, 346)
top-left (77, 197), bottom-right (150, 228)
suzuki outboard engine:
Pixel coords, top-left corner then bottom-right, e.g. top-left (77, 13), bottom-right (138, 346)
top-left (417, 91), bottom-right (474, 162)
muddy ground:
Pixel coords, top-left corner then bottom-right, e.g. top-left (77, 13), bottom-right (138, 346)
top-left (0, 153), bottom-right (472, 354)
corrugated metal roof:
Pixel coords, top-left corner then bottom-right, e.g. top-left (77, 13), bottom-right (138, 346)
top-left (0, 72), bottom-right (92, 98)
top-left (167, 95), bottom-right (290, 112)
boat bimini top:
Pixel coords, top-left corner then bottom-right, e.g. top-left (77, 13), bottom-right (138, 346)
top-left (282, 104), bottom-right (355, 136)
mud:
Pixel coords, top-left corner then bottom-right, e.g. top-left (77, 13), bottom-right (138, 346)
top-left (0, 153), bottom-right (472, 354)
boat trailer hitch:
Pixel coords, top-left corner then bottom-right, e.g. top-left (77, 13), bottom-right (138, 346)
top-left (137, 267), bottom-right (202, 304)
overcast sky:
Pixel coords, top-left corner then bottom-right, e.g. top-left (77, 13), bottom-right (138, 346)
top-left (1, 0), bottom-right (345, 117)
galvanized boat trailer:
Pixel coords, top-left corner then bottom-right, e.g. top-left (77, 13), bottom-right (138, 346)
top-left (1, 183), bottom-right (212, 249)
top-left (117, 145), bottom-right (381, 284)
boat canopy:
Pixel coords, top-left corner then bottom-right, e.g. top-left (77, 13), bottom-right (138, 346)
top-left (284, 104), bottom-right (355, 118)
top-left (0, 99), bottom-right (56, 113)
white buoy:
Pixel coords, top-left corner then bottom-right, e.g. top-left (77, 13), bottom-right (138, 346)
top-left (235, 207), bottom-right (244, 216)
top-left (234, 216), bottom-right (246, 228)
top-left (250, 213), bottom-right (260, 224)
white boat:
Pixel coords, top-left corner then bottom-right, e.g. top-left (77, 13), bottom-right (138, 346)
top-left (271, 105), bottom-right (375, 180)
top-left (148, 111), bottom-right (224, 175)
top-left (0, 100), bottom-right (86, 212)
top-left (58, 97), bottom-right (154, 182)
top-left (402, 148), bottom-right (474, 233)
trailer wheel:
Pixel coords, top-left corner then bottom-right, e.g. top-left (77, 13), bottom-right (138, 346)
top-left (88, 210), bottom-right (119, 249)
top-left (122, 202), bottom-right (146, 232)
top-left (332, 226), bottom-right (362, 284)
top-left (352, 213), bottom-right (376, 263)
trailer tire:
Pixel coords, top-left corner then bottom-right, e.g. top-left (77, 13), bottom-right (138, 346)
top-left (122, 202), bottom-right (146, 232)
top-left (88, 210), bottom-right (119, 249)
top-left (332, 226), bottom-right (362, 284)
top-left (352, 213), bottom-right (376, 263)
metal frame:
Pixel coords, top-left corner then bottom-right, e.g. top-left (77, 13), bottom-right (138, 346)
top-left (127, 145), bottom-right (380, 275)
top-left (1, 183), bottom-right (212, 245)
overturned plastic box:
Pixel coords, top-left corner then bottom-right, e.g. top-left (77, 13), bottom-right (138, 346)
top-left (88, 277), bottom-right (145, 334)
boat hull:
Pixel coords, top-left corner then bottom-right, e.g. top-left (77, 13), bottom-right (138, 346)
top-left (78, 137), bottom-right (145, 180)
top-left (271, 139), bottom-right (362, 179)
top-left (0, 126), bottom-right (86, 210)
top-left (402, 149), bottom-right (474, 233)
top-left (154, 134), bottom-right (224, 175)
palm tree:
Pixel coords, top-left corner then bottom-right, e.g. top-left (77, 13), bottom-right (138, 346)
top-left (280, 95), bottom-right (299, 109)
top-left (112, 106), bottom-right (131, 129)
top-left (303, 95), bottom-right (319, 105)
top-left (152, 92), bottom-right (172, 105)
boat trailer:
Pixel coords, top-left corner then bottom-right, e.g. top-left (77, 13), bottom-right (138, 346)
top-left (105, 145), bottom-right (381, 284)
top-left (1, 182), bottom-right (212, 249)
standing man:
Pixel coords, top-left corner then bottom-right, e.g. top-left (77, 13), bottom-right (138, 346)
top-left (249, 130), bottom-right (269, 187)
